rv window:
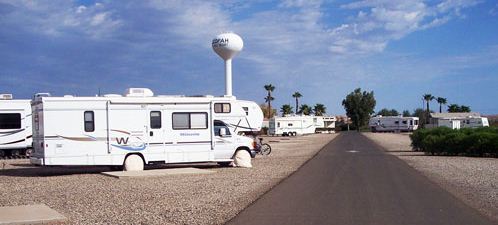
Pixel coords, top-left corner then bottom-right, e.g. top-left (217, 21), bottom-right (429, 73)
top-left (150, 111), bottom-right (161, 129)
top-left (402, 121), bottom-right (407, 124)
top-left (0, 113), bottom-right (21, 129)
top-left (242, 107), bottom-right (249, 116)
top-left (410, 120), bottom-right (413, 125)
top-left (214, 103), bottom-right (231, 113)
top-left (214, 120), bottom-right (231, 136)
top-left (172, 113), bottom-right (208, 130)
top-left (395, 121), bottom-right (399, 124)
top-left (277, 122), bottom-right (280, 128)
top-left (84, 111), bottom-right (95, 132)
top-left (415, 120), bottom-right (419, 125)
top-left (191, 113), bottom-right (207, 129)
top-left (288, 123), bottom-right (293, 127)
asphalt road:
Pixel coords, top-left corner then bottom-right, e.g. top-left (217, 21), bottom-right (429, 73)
top-left (227, 132), bottom-right (495, 225)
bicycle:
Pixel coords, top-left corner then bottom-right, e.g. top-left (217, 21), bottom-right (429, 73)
top-left (255, 137), bottom-right (271, 155)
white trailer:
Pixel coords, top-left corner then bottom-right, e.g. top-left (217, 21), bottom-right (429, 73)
top-left (460, 117), bottom-right (489, 128)
top-left (268, 115), bottom-right (316, 136)
top-left (30, 88), bottom-right (257, 170)
top-left (313, 116), bottom-right (337, 133)
top-left (369, 116), bottom-right (419, 132)
top-left (0, 94), bottom-right (32, 157)
top-left (214, 99), bottom-right (263, 135)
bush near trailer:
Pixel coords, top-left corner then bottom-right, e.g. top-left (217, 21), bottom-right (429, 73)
top-left (410, 127), bottom-right (498, 157)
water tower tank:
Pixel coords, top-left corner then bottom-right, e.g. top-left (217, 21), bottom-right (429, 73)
top-left (212, 32), bottom-right (244, 96)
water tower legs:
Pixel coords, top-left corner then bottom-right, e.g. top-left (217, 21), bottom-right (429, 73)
top-left (225, 59), bottom-right (232, 96)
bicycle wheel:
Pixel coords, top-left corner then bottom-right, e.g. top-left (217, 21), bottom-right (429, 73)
top-left (260, 143), bottom-right (271, 155)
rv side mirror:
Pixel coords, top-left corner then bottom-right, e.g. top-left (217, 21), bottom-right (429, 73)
top-left (220, 128), bottom-right (227, 136)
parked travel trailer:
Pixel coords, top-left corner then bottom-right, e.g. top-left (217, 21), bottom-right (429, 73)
top-left (268, 115), bottom-right (316, 136)
top-left (460, 117), bottom-right (489, 128)
top-left (0, 94), bottom-right (32, 157)
top-left (429, 113), bottom-right (489, 129)
top-left (313, 116), bottom-right (337, 133)
top-left (30, 88), bottom-right (258, 170)
top-left (369, 116), bottom-right (419, 132)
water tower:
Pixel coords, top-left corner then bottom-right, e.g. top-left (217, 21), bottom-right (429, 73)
top-left (212, 32), bottom-right (243, 96)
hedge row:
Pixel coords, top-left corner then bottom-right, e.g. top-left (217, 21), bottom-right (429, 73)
top-left (410, 127), bottom-right (498, 157)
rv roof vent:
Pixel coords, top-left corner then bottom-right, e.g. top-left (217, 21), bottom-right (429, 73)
top-left (104, 94), bottom-right (122, 97)
top-left (64, 95), bottom-right (74, 97)
top-left (189, 95), bottom-right (214, 98)
top-left (0, 94), bottom-right (13, 100)
top-left (125, 88), bottom-right (154, 97)
top-left (34, 93), bottom-right (51, 98)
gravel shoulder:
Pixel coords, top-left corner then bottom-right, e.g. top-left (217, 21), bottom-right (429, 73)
top-left (0, 134), bottom-right (336, 225)
top-left (363, 132), bottom-right (498, 222)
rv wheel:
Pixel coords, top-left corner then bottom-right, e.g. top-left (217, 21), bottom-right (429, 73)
top-left (0, 150), bottom-right (4, 158)
top-left (10, 149), bottom-right (21, 157)
top-left (124, 154), bottom-right (144, 171)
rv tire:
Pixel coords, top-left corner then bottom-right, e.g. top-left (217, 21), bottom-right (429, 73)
top-left (217, 162), bottom-right (232, 167)
top-left (123, 154), bottom-right (144, 171)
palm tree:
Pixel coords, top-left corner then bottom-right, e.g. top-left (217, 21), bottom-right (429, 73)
top-left (292, 92), bottom-right (302, 114)
top-left (436, 97), bottom-right (447, 113)
top-left (280, 104), bottom-right (293, 116)
top-left (299, 104), bottom-right (311, 115)
top-left (313, 104), bottom-right (326, 116)
top-left (264, 84), bottom-right (275, 118)
top-left (423, 94), bottom-right (434, 124)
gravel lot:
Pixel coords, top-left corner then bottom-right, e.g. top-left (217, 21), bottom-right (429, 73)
top-left (363, 132), bottom-right (498, 222)
top-left (0, 134), bottom-right (336, 225)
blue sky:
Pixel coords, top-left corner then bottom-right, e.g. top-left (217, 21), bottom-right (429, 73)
top-left (1, 0), bottom-right (497, 115)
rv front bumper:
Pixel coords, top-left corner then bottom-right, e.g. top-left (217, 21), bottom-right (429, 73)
top-left (30, 157), bottom-right (44, 166)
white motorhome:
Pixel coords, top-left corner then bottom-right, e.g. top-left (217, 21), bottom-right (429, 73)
top-left (369, 116), bottom-right (419, 132)
top-left (0, 94), bottom-right (32, 157)
top-left (30, 88), bottom-right (258, 170)
top-left (268, 115), bottom-right (316, 136)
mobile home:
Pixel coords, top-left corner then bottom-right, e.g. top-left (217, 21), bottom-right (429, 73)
top-left (0, 94), bottom-right (32, 157)
top-left (369, 116), bottom-right (419, 132)
top-left (30, 88), bottom-right (257, 170)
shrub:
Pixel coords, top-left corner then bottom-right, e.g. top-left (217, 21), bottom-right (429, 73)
top-left (410, 127), bottom-right (498, 157)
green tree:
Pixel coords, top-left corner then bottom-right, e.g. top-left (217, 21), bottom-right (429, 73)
top-left (280, 104), bottom-right (293, 116)
top-left (264, 84), bottom-right (275, 119)
top-left (292, 92), bottom-right (302, 114)
top-left (402, 110), bottom-right (411, 117)
top-left (436, 97), bottom-right (447, 113)
top-left (377, 108), bottom-right (399, 116)
top-left (260, 104), bottom-right (276, 118)
top-left (313, 104), bottom-right (327, 116)
top-left (423, 94), bottom-right (435, 124)
top-left (448, 104), bottom-right (471, 112)
top-left (342, 88), bottom-right (376, 131)
top-left (299, 104), bottom-right (312, 115)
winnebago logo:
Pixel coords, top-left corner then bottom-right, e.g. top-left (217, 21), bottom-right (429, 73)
top-left (111, 130), bottom-right (147, 151)
top-left (212, 38), bottom-right (229, 47)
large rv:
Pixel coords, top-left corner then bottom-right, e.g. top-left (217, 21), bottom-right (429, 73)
top-left (0, 94), bottom-right (32, 157)
top-left (30, 88), bottom-right (258, 170)
top-left (369, 116), bottom-right (419, 132)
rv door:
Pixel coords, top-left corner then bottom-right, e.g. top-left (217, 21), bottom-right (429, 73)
top-left (107, 104), bottom-right (149, 156)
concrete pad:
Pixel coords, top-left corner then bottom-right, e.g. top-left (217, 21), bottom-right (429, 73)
top-left (0, 204), bottom-right (66, 225)
top-left (101, 167), bottom-right (216, 179)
